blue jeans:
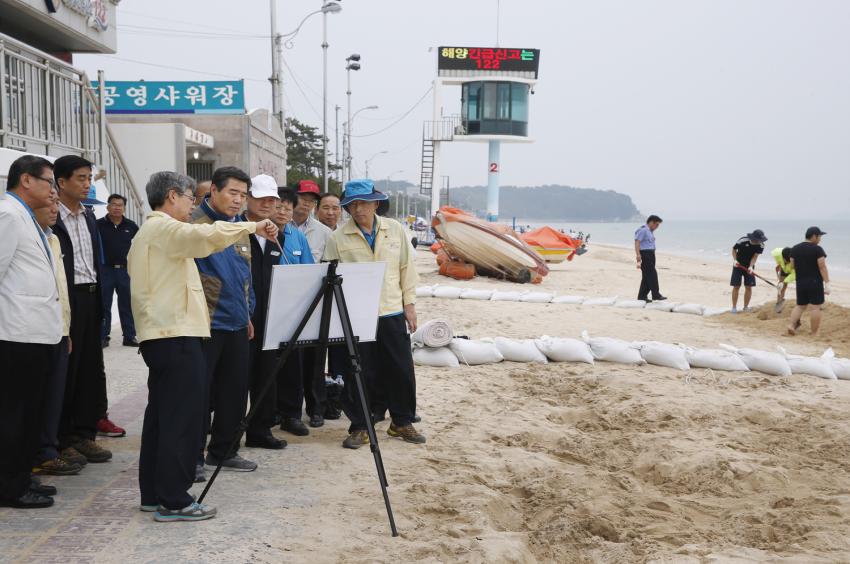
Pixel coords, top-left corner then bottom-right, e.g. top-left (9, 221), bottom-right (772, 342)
top-left (101, 266), bottom-right (136, 341)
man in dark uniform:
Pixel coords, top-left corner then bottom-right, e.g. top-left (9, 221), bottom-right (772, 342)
top-left (242, 175), bottom-right (286, 450)
top-left (96, 194), bottom-right (139, 347)
top-left (788, 227), bottom-right (830, 336)
top-left (731, 229), bottom-right (767, 313)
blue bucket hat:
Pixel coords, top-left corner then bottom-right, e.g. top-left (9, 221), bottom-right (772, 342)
top-left (341, 179), bottom-right (389, 215)
top-left (82, 182), bottom-right (106, 206)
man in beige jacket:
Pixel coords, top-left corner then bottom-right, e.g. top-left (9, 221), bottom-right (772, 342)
top-left (323, 180), bottom-right (424, 449)
top-left (128, 171), bottom-right (278, 522)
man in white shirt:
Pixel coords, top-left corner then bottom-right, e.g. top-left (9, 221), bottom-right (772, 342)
top-left (0, 155), bottom-right (62, 508)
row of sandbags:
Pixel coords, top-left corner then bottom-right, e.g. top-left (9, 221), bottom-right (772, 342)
top-left (412, 327), bottom-right (850, 381)
top-left (416, 285), bottom-right (729, 317)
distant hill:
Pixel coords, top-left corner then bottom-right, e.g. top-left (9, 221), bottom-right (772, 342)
top-left (447, 185), bottom-right (641, 221)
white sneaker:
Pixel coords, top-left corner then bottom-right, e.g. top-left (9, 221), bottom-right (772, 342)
top-left (154, 502), bottom-right (217, 522)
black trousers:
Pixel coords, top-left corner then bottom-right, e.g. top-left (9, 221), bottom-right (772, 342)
top-left (201, 329), bottom-right (250, 461)
top-left (101, 266), bottom-right (136, 341)
top-left (60, 287), bottom-right (108, 446)
top-left (139, 337), bottom-right (205, 510)
top-left (637, 249), bottom-right (662, 301)
top-left (0, 340), bottom-right (57, 500)
top-left (36, 336), bottom-right (70, 464)
top-left (342, 315), bottom-right (416, 432)
top-left (276, 347), bottom-right (328, 420)
top-left (246, 336), bottom-right (278, 440)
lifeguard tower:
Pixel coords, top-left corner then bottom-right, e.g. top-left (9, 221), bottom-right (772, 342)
top-left (420, 46), bottom-right (540, 221)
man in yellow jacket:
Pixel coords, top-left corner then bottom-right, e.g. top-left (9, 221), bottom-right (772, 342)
top-left (772, 246), bottom-right (795, 312)
top-left (128, 171), bottom-right (278, 522)
top-left (322, 179), bottom-right (424, 449)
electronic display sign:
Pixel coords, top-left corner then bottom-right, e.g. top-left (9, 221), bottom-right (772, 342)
top-left (438, 47), bottom-right (540, 77)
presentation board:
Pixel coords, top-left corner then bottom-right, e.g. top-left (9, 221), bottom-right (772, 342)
top-left (262, 262), bottom-right (387, 351)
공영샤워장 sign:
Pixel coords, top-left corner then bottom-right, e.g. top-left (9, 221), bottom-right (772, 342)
top-left (93, 81), bottom-right (245, 114)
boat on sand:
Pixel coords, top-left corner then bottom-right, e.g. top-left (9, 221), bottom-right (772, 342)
top-left (520, 226), bottom-right (587, 264)
top-left (431, 207), bottom-right (549, 283)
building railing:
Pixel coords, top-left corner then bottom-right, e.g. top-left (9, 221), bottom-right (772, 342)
top-left (423, 115), bottom-right (464, 142)
top-left (0, 32), bottom-right (147, 223)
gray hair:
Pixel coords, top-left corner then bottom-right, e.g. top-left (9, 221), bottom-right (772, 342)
top-left (146, 171), bottom-right (196, 209)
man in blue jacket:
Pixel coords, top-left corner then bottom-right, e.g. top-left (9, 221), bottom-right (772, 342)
top-left (270, 187), bottom-right (316, 436)
top-left (192, 166), bottom-right (257, 476)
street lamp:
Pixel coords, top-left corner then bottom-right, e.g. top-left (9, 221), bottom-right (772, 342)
top-left (321, 1), bottom-right (342, 194)
top-left (385, 169), bottom-right (403, 216)
top-left (364, 150), bottom-right (388, 178)
top-left (345, 104), bottom-right (378, 181)
top-left (344, 54), bottom-right (360, 185)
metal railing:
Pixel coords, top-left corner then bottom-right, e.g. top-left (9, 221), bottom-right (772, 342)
top-left (0, 32), bottom-right (147, 223)
top-left (422, 114), bottom-right (464, 142)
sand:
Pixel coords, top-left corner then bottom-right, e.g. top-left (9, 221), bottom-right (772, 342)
top-left (283, 244), bottom-right (850, 563)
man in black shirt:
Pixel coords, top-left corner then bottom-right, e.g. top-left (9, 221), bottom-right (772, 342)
top-left (787, 227), bottom-right (830, 336)
top-left (96, 194), bottom-right (139, 347)
top-left (731, 229), bottom-right (767, 312)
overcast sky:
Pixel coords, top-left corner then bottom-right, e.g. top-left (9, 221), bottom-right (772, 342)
top-left (76, 0), bottom-right (850, 220)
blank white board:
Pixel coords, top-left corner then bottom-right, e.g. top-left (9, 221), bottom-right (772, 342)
top-left (262, 262), bottom-right (386, 351)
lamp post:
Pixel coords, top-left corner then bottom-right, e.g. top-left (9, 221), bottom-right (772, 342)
top-left (364, 150), bottom-right (387, 178)
top-left (321, 1), bottom-right (342, 194)
top-left (385, 169), bottom-right (403, 217)
top-left (335, 104), bottom-right (341, 184)
top-left (344, 55), bottom-right (360, 185)
top-left (268, 1), bottom-right (284, 130)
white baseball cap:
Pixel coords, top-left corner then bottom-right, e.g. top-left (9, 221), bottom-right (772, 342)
top-left (250, 174), bottom-right (280, 199)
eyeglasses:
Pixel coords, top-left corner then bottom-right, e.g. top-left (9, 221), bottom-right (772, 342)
top-left (173, 190), bottom-right (195, 202)
top-left (33, 176), bottom-right (56, 188)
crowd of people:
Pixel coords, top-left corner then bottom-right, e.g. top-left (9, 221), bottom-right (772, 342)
top-left (0, 155), bottom-right (424, 523)
top-left (634, 215), bottom-right (831, 334)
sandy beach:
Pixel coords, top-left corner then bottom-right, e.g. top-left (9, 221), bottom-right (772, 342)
top-left (4, 243), bottom-right (850, 563)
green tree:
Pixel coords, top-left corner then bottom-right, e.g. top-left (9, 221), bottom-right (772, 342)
top-left (285, 117), bottom-right (341, 194)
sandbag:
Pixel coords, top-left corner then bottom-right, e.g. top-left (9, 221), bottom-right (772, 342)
top-left (460, 288), bottom-right (493, 300)
top-left (614, 299), bottom-right (646, 309)
top-left (440, 260), bottom-right (475, 280)
top-left (824, 348), bottom-right (850, 380)
top-left (449, 338), bottom-right (504, 365)
top-left (412, 319), bottom-right (453, 348)
top-left (702, 307), bottom-right (731, 317)
top-left (637, 341), bottom-right (690, 371)
top-left (720, 344), bottom-right (791, 377)
top-left (645, 301), bottom-right (676, 312)
top-left (551, 295), bottom-right (585, 305)
top-left (534, 336), bottom-right (594, 364)
top-left (520, 292), bottom-right (554, 304)
top-left (432, 285), bottom-right (463, 299)
top-left (413, 346), bottom-right (459, 368)
top-left (415, 286), bottom-right (434, 298)
top-left (582, 296), bottom-right (618, 306)
top-left (673, 303), bottom-right (705, 315)
top-left (684, 347), bottom-right (750, 372)
top-left (493, 337), bottom-right (548, 363)
top-left (581, 331), bottom-right (645, 364)
top-left (491, 290), bottom-right (524, 302)
top-left (777, 346), bottom-right (836, 380)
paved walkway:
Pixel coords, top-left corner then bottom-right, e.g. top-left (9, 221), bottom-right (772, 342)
top-left (0, 333), bottom-right (383, 563)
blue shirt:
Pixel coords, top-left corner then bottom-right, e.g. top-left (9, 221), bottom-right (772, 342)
top-left (635, 224), bottom-right (656, 251)
top-left (279, 224), bottom-right (314, 265)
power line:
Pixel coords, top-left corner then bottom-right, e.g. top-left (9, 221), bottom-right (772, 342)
top-left (119, 24), bottom-right (268, 39)
top-left (120, 9), bottom-right (256, 34)
top-left (281, 59), bottom-right (323, 122)
top-left (351, 86), bottom-right (433, 138)
top-left (101, 55), bottom-right (267, 83)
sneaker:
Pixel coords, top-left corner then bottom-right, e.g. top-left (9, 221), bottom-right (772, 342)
top-left (34, 457), bottom-right (82, 476)
top-left (204, 454), bottom-right (257, 472)
top-left (244, 434), bottom-right (286, 450)
top-left (653, 295), bottom-right (668, 301)
top-left (154, 502), bottom-right (217, 523)
top-left (194, 464), bottom-right (206, 483)
top-left (342, 430), bottom-right (370, 450)
top-left (280, 417), bottom-right (309, 436)
top-left (387, 423), bottom-right (426, 444)
top-left (731, 307), bottom-right (738, 314)
top-left (59, 447), bottom-right (88, 467)
top-left (308, 414), bottom-right (324, 428)
top-left (140, 504), bottom-right (158, 512)
top-left (97, 417), bottom-right (126, 438)
top-left (71, 439), bottom-right (112, 463)
top-left (743, 306), bottom-right (752, 313)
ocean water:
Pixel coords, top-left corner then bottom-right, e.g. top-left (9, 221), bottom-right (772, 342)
top-left (513, 219), bottom-right (850, 277)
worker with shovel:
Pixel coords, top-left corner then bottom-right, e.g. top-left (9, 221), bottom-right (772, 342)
top-left (730, 229), bottom-right (767, 313)
top-left (771, 246), bottom-right (795, 313)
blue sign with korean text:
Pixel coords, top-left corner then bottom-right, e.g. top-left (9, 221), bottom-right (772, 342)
top-left (93, 80), bottom-right (245, 114)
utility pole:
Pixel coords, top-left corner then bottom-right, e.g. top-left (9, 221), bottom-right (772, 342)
top-left (335, 104), bottom-right (341, 185)
top-left (269, 0), bottom-right (284, 130)
top-left (321, 2), bottom-right (329, 193)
